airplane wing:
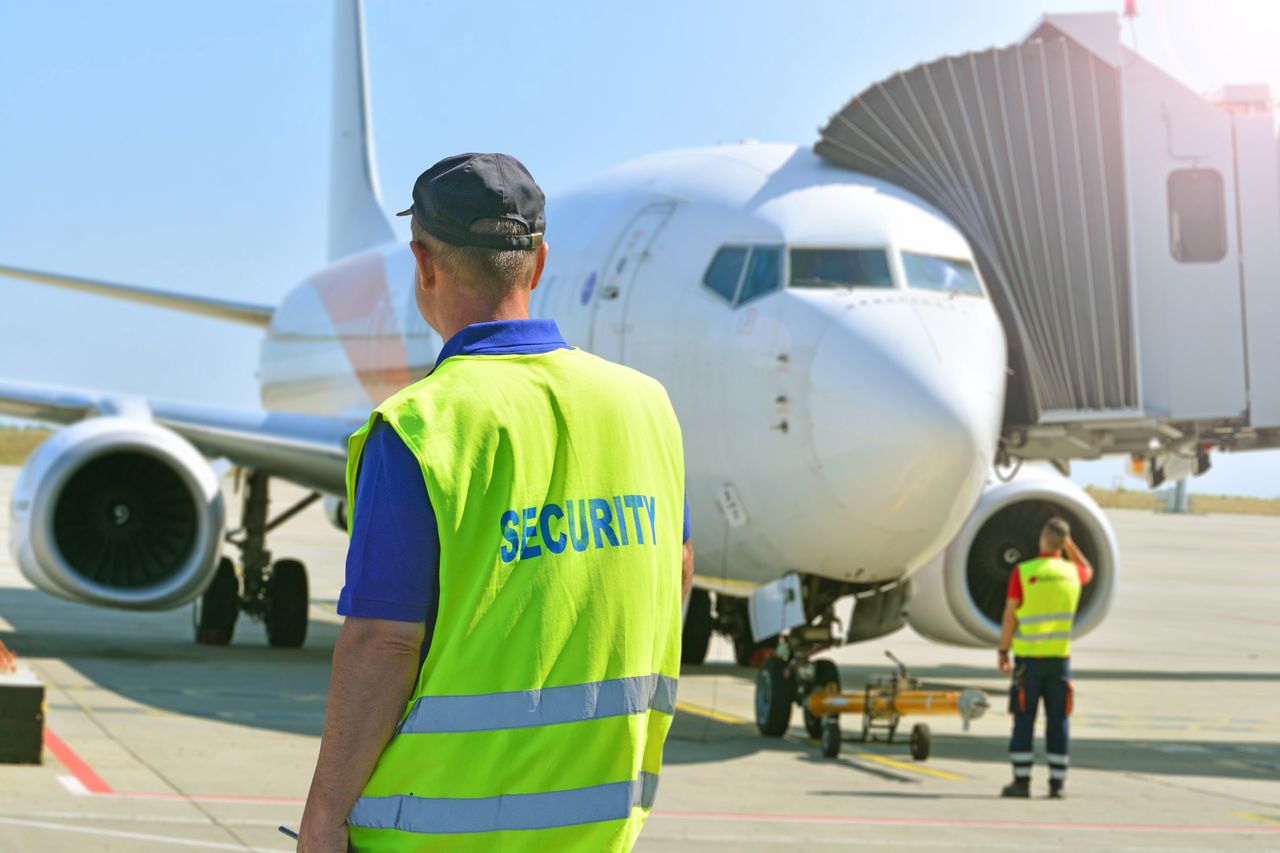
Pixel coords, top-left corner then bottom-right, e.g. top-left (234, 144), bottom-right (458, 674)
top-left (0, 379), bottom-right (359, 495)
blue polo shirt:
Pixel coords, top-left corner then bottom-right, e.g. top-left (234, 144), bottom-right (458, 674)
top-left (338, 319), bottom-right (691, 655)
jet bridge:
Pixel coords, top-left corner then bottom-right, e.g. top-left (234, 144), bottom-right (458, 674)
top-left (816, 12), bottom-right (1280, 477)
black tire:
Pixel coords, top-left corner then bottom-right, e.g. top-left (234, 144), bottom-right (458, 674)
top-left (681, 589), bottom-right (712, 665)
top-left (821, 717), bottom-right (842, 758)
top-left (802, 659), bottom-right (841, 740)
top-left (265, 559), bottom-right (309, 648)
top-left (755, 655), bottom-right (794, 736)
top-left (910, 722), bottom-right (932, 761)
top-left (193, 557), bottom-right (239, 646)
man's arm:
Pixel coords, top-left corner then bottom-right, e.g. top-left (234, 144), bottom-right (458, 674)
top-left (997, 597), bottom-right (1018, 675)
top-left (682, 538), bottom-right (694, 601)
top-left (1063, 536), bottom-right (1094, 584)
top-left (299, 617), bottom-right (425, 852)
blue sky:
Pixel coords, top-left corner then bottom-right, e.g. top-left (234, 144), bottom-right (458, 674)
top-left (2, 1), bottom-right (1280, 496)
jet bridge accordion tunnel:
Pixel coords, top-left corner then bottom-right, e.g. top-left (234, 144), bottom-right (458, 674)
top-left (816, 13), bottom-right (1280, 464)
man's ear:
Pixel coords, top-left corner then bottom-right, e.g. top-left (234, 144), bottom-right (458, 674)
top-left (529, 242), bottom-right (549, 291)
top-left (409, 240), bottom-right (434, 291)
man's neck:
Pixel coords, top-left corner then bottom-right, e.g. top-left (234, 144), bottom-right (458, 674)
top-left (437, 299), bottom-right (530, 342)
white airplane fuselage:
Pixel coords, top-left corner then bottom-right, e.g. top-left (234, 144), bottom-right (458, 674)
top-left (259, 143), bottom-right (1007, 592)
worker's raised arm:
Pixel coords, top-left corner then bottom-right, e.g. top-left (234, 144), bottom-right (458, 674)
top-left (1063, 536), bottom-right (1094, 584)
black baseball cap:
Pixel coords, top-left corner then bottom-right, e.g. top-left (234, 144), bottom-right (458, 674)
top-left (396, 153), bottom-right (545, 250)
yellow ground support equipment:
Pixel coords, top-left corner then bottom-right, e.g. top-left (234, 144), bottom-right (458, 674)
top-left (807, 652), bottom-right (988, 760)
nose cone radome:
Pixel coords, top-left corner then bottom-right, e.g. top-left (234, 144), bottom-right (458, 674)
top-left (807, 297), bottom-right (1005, 573)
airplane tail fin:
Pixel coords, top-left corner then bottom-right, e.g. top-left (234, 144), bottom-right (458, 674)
top-left (328, 0), bottom-right (396, 261)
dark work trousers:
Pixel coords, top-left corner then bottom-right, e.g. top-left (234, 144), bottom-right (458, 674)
top-left (1009, 656), bottom-right (1071, 785)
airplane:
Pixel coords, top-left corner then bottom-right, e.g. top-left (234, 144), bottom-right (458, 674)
top-left (0, 0), bottom-right (1117, 733)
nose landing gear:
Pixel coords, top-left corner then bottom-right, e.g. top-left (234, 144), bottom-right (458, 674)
top-left (193, 470), bottom-right (318, 648)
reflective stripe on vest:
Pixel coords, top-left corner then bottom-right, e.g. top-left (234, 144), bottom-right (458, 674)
top-left (1011, 557), bottom-right (1081, 658)
top-left (397, 673), bottom-right (678, 734)
top-left (349, 772), bottom-right (660, 835)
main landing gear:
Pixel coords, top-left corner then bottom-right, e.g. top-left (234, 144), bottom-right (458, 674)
top-left (193, 470), bottom-right (319, 648)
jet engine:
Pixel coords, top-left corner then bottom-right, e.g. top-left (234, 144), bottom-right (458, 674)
top-left (907, 466), bottom-right (1117, 647)
top-left (9, 417), bottom-right (225, 610)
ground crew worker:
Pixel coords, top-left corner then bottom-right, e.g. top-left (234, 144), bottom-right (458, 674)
top-left (297, 153), bottom-right (693, 853)
top-left (998, 516), bottom-right (1092, 799)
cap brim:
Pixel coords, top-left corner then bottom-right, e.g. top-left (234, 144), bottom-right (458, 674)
top-left (395, 206), bottom-right (413, 217)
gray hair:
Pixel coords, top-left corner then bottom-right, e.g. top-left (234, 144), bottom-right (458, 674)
top-left (412, 217), bottom-right (538, 298)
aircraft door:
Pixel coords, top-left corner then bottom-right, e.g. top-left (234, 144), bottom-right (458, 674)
top-left (589, 203), bottom-right (675, 361)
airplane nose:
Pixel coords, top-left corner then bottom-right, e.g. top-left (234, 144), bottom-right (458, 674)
top-left (807, 299), bottom-right (1005, 570)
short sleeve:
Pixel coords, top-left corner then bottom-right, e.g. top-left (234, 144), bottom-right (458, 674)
top-left (1006, 568), bottom-right (1023, 603)
top-left (1076, 561), bottom-right (1093, 586)
top-left (683, 493), bottom-right (691, 544)
top-left (338, 420), bottom-right (439, 623)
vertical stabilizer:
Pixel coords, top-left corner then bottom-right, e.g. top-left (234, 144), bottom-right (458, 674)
top-left (329, 0), bottom-right (396, 261)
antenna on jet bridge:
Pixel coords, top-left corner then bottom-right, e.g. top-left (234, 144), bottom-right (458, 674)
top-left (328, 0), bottom-right (396, 261)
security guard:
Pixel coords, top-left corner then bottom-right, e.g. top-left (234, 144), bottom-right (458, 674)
top-left (997, 517), bottom-right (1092, 799)
top-left (298, 153), bottom-right (693, 852)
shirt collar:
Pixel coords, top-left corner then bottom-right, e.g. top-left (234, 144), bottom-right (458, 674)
top-left (434, 319), bottom-right (570, 368)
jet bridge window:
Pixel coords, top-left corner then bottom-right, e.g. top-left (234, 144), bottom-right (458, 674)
top-left (902, 252), bottom-right (983, 296)
top-left (790, 249), bottom-right (892, 290)
top-left (1168, 169), bottom-right (1227, 263)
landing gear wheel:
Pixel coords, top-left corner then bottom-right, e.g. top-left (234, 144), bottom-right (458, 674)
top-left (681, 589), bottom-right (712, 665)
top-left (910, 723), bottom-right (932, 761)
top-left (194, 558), bottom-right (239, 646)
top-left (802, 659), bottom-right (841, 739)
top-left (821, 717), bottom-right (842, 758)
top-left (754, 655), bottom-right (794, 736)
top-left (264, 559), bottom-right (309, 648)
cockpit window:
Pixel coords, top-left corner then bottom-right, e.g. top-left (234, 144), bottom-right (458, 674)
top-left (737, 247), bottom-right (782, 305)
top-left (790, 249), bottom-right (893, 289)
top-left (902, 252), bottom-right (983, 296)
top-left (703, 247), bottom-right (747, 303)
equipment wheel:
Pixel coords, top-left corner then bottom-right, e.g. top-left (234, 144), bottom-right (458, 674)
top-left (802, 659), bottom-right (841, 740)
top-left (265, 559), bottom-right (309, 648)
top-left (909, 722), bottom-right (932, 761)
top-left (821, 717), bottom-right (842, 758)
top-left (754, 655), bottom-right (794, 736)
top-left (194, 557), bottom-right (239, 645)
top-left (681, 589), bottom-right (713, 665)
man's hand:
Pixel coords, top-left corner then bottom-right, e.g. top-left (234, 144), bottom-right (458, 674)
top-left (297, 819), bottom-right (348, 853)
top-left (998, 649), bottom-right (1012, 675)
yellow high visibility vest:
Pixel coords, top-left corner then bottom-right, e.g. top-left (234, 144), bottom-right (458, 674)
top-left (343, 346), bottom-right (685, 852)
top-left (1011, 556), bottom-right (1081, 658)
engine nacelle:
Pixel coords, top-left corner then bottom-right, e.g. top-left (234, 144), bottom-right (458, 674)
top-left (10, 417), bottom-right (225, 610)
top-left (907, 466), bottom-right (1118, 647)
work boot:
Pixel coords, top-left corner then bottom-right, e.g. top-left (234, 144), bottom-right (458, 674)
top-left (1048, 782), bottom-right (1066, 799)
top-left (1000, 778), bottom-right (1030, 798)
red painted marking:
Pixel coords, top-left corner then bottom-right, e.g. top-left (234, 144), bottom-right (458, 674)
top-left (43, 729), bottom-right (113, 795)
top-left (652, 809), bottom-right (1280, 834)
top-left (311, 251), bottom-right (413, 402)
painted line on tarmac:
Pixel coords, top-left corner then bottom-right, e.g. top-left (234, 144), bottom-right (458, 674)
top-left (1232, 811), bottom-right (1280, 827)
top-left (675, 700), bottom-right (752, 726)
top-left (44, 728), bottom-right (112, 795)
top-left (854, 752), bottom-right (965, 781)
top-left (0, 817), bottom-right (289, 852)
top-left (653, 809), bottom-right (1280, 834)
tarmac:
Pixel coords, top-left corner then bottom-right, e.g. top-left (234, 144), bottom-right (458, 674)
top-left (0, 465), bottom-right (1278, 851)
